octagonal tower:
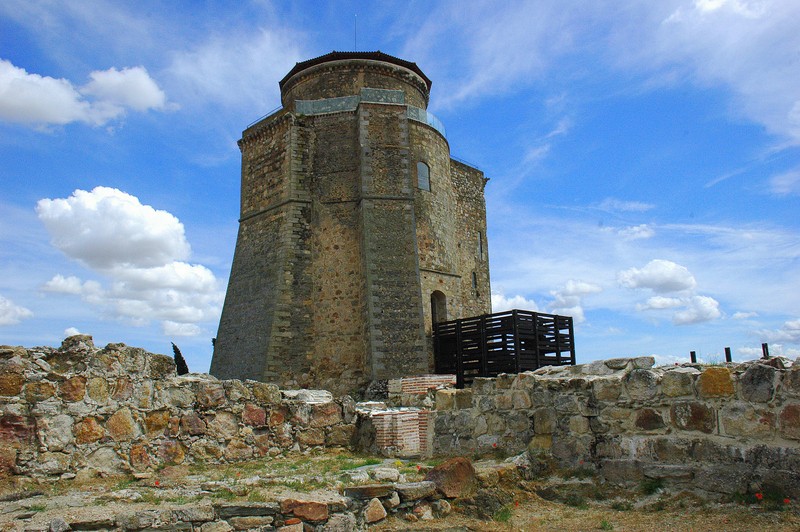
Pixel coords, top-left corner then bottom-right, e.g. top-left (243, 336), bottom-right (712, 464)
top-left (211, 51), bottom-right (491, 394)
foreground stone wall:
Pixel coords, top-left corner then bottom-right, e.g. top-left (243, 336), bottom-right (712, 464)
top-left (431, 356), bottom-right (800, 497)
top-left (1, 337), bottom-right (355, 479)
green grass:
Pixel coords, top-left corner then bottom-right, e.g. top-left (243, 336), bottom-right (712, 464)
top-left (338, 457), bottom-right (382, 470)
top-left (610, 500), bottom-right (632, 511)
top-left (640, 478), bottom-right (664, 496)
top-left (493, 505), bottom-right (513, 522)
top-left (564, 492), bottom-right (588, 509)
top-left (600, 519), bottom-right (613, 530)
top-left (26, 503), bottom-right (47, 513)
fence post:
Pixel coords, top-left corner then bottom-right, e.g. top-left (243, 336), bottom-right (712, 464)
top-left (480, 314), bottom-right (488, 378)
top-left (690, 351), bottom-right (697, 363)
top-left (762, 343), bottom-right (769, 359)
top-left (724, 347), bottom-right (732, 363)
top-left (512, 309), bottom-right (521, 374)
top-left (455, 321), bottom-right (464, 389)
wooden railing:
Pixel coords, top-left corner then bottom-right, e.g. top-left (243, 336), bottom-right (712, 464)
top-left (433, 309), bottom-right (575, 388)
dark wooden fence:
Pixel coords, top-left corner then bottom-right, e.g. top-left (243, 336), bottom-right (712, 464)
top-left (433, 309), bottom-right (575, 388)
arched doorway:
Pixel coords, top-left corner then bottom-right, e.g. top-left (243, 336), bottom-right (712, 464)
top-left (431, 290), bottom-right (447, 327)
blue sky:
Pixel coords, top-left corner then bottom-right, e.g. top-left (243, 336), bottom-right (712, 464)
top-left (1, 0), bottom-right (798, 372)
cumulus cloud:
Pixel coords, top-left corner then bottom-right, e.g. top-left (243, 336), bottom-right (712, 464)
top-left (0, 295), bottom-right (33, 325)
top-left (491, 291), bottom-right (539, 313)
top-left (672, 295), bottom-right (722, 325)
top-left (618, 259), bottom-right (697, 293)
top-left (36, 187), bottom-right (190, 269)
top-left (37, 187), bottom-right (223, 336)
top-left (637, 296), bottom-right (683, 310)
top-left (64, 327), bottom-right (81, 337)
top-left (617, 224), bottom-right (655, 240)
top-left (760, 318), bottom-right (800, 344)
top-left (732, 311), bottom-right (758, 319)
top-left (548, 280), bottom-right (602, 322)
top-left (0, 59), bottom-right (168, 127)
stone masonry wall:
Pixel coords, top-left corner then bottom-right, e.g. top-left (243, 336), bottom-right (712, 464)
top-left (1, 337), bottom-right (356, 479)
top-left (431, 356), bottom-right (800, 498)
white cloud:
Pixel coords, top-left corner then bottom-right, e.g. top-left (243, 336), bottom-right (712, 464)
top-left (82, 66), bottom-right (167, 112)
top-left (760, 318), bottom-right (800, 344)
top-left (37, 188), bottom-right (223, 336)
top-left (672, 295), bottom-right (722, 324)
top-left (166, 28), bottom-right (304, 110)
top-left (548, 280), bottom-right (602, 322)
top-left (37, 187), bottom-right (190, 269)
top-left (770, 169), bottom-right (800, 196)
top-left (732, 311), bottom-right (758, 319)
top-left (0, 59), bottom-right (169, 127)
top-left (491, 291), bottom-right (539, 313)
top-left (162, 321), bottom-right (203, 337)
top-left (64, 327), bottom-right (81, 337)
top-left (618, 259), bottom-right (697, 293)
top-left (0, 295), bottom-right (33, 325)
top-left (598, 198), bottom-right (655, 213)
top-left (618, 224), bottom-right (655, 240)
top-left (637, 296), bottom-right (683, 310)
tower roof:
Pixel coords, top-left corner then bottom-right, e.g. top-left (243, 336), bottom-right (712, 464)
top-left (279, 51), bottom-right (432, 92)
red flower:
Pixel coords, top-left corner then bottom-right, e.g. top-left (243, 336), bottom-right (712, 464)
top-left (755, 493), bottom-right (763, 501)
top-left (492, 443), bottom-right (498, 448)
top-left (154, 480), bottom-right (160, 487)
top-left (514, 500), bottom-right (519, 507)
top-left (784, 498), bottom-right (791, 505)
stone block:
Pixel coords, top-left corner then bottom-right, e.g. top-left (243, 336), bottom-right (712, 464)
top-left (191, 440), bottom-right (224, 461)
top-left (200, 523), bottom-right (233, 532)
top-left (326, 424), bottom-right (355, 446)
top-left (172, 505), bottom-right (216, 523)
top-left (661, 368), bottom-right (697, 397)
top-left (592, 376), bottom-right (622, 402)
top-left (107, 407), bottom-right (140, 441)
top-left (215, 502), bottom-right (279, 518)
top-left (435, 389), bottom-right (455, 410)
top-left (297, 427), bottom-right (325, 446)
top-left (229, 516), bottom-right (273, 530)
top-left (568, 415), bottom-right (590, 434)
top-left (242, 403), bottom-right (267, 427)
top-left (23, 381), bottom-right (55, 402)
top-left (224, 439), bottom-right (253, 461)
top-left (158, 439), bottom-right (186, 465)
top-left (694, 464), bottom-right (751, 494)
top-left (424, 456), bottom-right (477, 497)
top-left (604, 358), bottom-right (632, 370)
top-left (625, 369), bottom-right (659, 401)
top-left (779, 403), bottom-right (800, 440)
top-left (148, 354), bottom-right (176, 379)
top-left (145, 410), bottom-right (169, 436)
top-left (280, 498), bottom-right (329, 521)
top-left (720, 402), bottom-right (774, 437)
top-left (130, 443), bottom-right (151, 470)
top-left (697, 367), bottom-right (734, 398)
top-left (634, 408), bottom-right (665, 431)
top-left (511, 390), bottom-right (531, 409)
top-left (250, 381), bottom-right (281, 405)
top-left (223, 379), bottom-right (252, 402)
top-left (581, 360), bottom-right (615, 375)
top-left (598, 459), bottom-right (643, 485)
top-left (39, 414), bottom-right (74, 451)
top-left (207, 412), bottom-right (239, 440)
top-left (196, 382), bottom-right (226, 408)
top-left (740, 364), bottom-right (776, 402)
top-left (322, 513), bottom-right (357, 532)
top-left (671, 402), bottom-right (715, 433)
top-left (343, 484), bottom-right (394, 499)
top-left (364, 498), bottom-right (387, 523)
top-left (74, 417), bottom-right (105, 444)
top-left (632, 356), bottom-right (655, 369)
top-left (86, 377), bottom-right (109, 404)
top-left (650, 437), bottom-right (691, 462)
top-left (784, 368), bottom-right (800, 397)
top-left (533, 407), bottom-right (556, 434)
top-left (59, 376), bottom-right (86, 402)
top-left (310, 402), bottom-right (343, 427)
top-left (180, 413), bottom-right (207, 436)
top-left (394, 481), bottom-right (437, 501)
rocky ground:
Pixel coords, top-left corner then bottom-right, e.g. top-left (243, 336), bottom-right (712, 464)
top-left (1, 450), bottom-right (798, 531)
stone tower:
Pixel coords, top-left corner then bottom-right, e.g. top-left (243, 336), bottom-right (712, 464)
top-left (211, 51), bottom-right (491, 394)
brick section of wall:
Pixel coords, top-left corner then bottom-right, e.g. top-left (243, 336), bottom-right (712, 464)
top-left (369, 408), bottom-right (432, 458)
top-left (388, 375), bottom-right (457, 395)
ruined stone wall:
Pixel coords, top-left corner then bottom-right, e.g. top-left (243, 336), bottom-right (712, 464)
top-left (431, 357), bottom-right (800, 497)
top-left (1, 337), bottom-right (355, 479)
